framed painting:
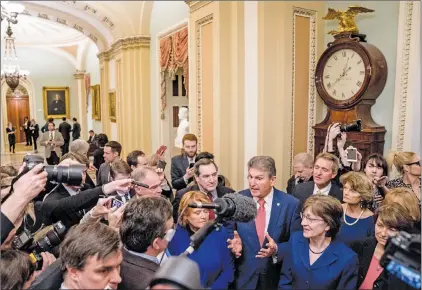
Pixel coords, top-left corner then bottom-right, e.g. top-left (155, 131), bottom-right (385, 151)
top-left (91, 84), bottom-right (101, 120)
top-left (109, 91), bottom-right (116, 122)
top-left (43, 87), bottom-right (70, 119)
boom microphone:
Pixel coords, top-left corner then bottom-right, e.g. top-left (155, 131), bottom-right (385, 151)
top-left (188, 193), bottom-right (257, 222)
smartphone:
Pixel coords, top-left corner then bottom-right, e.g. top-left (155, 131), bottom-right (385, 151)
top-left (157, 160), bottom-right (167, 170)
top-left (111, 198), bottom-right (124, 209)
top-left (189, 163), bottom-right (195, 169)
top-left (156, 145), bottom-right (167, 156)
top-left (346, 147), bottom-right (357, 162)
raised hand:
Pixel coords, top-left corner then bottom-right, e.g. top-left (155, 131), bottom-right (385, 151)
top-left (227, 230), bottom-right (242, 258)
top-left (256, 232), bottom-right (278, 258)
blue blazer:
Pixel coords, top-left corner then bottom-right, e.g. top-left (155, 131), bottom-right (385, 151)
top-left (279, 231), bottom-right (359, 289)
top-left (167, 225), bottom-right (234, 289)
top-left (234, 188), bottom-right (301, 289)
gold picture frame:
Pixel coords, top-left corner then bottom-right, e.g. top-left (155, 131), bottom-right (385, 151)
top-left (109, 91), bottom-right (116, 122)
top-left (43, 87), bottom-right (70, 119)
top-left (91, 84), bottom-right (101, 120)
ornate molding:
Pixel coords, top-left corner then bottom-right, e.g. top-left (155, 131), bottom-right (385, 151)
top-left (6, 84), bottom-right (28, 96)
top-left (73, 70), bottom-right (86, 79)
top-left (97, 36), bottom-right (151, 62)
top-left (394, 1), bottom-right (414, 151)
top-left (185, 1), bottom-right (213, 13)
top-left (195, 14), bottom-right (213, 151)
top-left (290, 7), bottom-right (317, 174)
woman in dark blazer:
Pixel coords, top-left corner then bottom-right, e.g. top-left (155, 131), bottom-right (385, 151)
top-left (279, 195), bottom-right (358, 289)
top-left (167, 191), bottom-right (234, 289)
top-left (349, 204), bottom-right (415, 290)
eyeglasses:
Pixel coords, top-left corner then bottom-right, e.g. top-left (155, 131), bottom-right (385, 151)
top-left (300, 212), bottom-right (325, 223)
top-left (407, 161), bottom-right (420, 167)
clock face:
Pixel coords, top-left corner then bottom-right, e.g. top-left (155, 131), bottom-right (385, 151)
top-left (322, 49), bottom-right (366, 101)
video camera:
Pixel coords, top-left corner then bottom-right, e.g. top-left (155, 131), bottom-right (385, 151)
top-left (380, 231), bottom-right (421, 290)
top-left (13, 221), bottom-right (67, 270)
top-left (23, 155), bottom-right (85, 186)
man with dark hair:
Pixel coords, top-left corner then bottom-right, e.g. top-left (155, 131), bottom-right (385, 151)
top-left (41, 118), bottom-right (54, 133)
top-left (71, 117), bottom-right (81, 140)
top-left (171, 133), bottom-right (198, 190)
top-left (119, 196), bottom-right (174, 290)
top-left (97, 141), bottom-right (122, 186)
top-left (58, 117), bottom-right (71, 155)
top-left (87, 130), bottom-right (97, 144)
top-left (39, 122), bottom-right (64, 165)
top-left (126, 150), bottom-right (148, 170)
top-left (172, 158), bottom-right (234, 222)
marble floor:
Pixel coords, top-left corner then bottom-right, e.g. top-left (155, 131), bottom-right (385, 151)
top-left (1, 146), bottom-right (42, 167)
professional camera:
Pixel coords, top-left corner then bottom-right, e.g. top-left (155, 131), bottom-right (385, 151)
top-left (380, 231), bottom-right (421, 289)
top-left (339, 119), bottom-right (362, 133)
top-left (23, 155), bottom-right (85, 186)
top-left (13, 221), bottom-right (67, 270)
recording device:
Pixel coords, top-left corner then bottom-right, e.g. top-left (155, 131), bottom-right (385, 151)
top-left (111, 198), bottom-right (124, 209)
top-left (131, 180), bottom-right (149, 188)
top-left (22, 155), bottom-right (85, 186)
top-left (339, 119), bottom-right (362, 133)
top-left (156, 145), bottom-right (167, 156)
top-left (297, 176), bottom-right (305, 184)
top-left (157, 160), bottom-right (167, 170)
top-left (380, 231), bottom-right (421, 289)
top-left (188, 193), bottom-right (258, 222)
top-left (13, 221), bottom-right (67, 270)
top-left (189, 163), bottom-right (195, 169)
top-left (345, 146), bottom-right (358, 162)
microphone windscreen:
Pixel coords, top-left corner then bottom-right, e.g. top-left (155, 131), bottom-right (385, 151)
top-left (223, 193), bottom-right (257, 222)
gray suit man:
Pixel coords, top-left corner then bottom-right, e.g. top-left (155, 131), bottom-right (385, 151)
top-left (39, 122), bottom-right (64, 165)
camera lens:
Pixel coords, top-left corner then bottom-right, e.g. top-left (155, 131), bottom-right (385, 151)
top-left (23, 155), bottom-right (44, 170)
top-left (44, 165), bottom-right (85, 186)
top-left (36, 221), bottom-right (67, 252)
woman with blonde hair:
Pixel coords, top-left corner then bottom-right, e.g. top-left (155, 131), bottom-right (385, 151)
top-left (336, 172), bottom-right (375, 243)
top-left (384, 187), bottom-right (421, 231)
top-left (167, 191), bottom-right (234, 289)
top-left (386, 151), bottom-right (421, 199)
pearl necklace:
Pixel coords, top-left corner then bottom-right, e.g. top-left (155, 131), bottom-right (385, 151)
top-left (343, 204), bottom-right (364, 226)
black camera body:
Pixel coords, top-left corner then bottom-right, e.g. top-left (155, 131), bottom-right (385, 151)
top-left (339, 119), bottom-right (362, 133)
top-left (23, 155), bottom-right (85, 186)
top-left (380, 231), bottom-right (421, 289)
top-left (13, 221), bottom-right (67, 270)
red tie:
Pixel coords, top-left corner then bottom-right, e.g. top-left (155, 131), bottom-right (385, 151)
top-left (207, 192), bottom-right (216, 220)
top-left (256, 199), bottom-right (266, 246)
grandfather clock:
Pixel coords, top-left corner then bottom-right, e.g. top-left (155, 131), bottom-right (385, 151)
top-left (313, 32), bottom-right (388, 161)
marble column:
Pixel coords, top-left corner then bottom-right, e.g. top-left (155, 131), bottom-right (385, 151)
top-left (73, 70), bottom-right (88, 140)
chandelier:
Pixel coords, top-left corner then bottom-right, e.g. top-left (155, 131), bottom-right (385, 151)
top-left (1, 8), bottom-right (29, 92)
top-left (1, 1), bottom-right (25, 24)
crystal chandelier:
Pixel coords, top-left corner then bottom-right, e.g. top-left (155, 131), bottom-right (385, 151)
top-left (1, 1), bottom-right (25, 24)
top-left (1, 19), bottom-right (29, 92)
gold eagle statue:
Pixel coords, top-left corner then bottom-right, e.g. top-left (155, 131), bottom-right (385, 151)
top-left (323, 5), bottom-right (374, 35)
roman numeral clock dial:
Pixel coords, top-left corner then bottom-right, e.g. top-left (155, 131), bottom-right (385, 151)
top-left (322, 49), bottom-right (366, 101)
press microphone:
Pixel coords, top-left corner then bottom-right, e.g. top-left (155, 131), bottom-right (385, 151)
top-left (188, 193), bottom-right (257, 222)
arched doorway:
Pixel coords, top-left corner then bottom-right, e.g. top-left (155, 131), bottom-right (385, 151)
top-left (5, 85), bottom-right (30, 144)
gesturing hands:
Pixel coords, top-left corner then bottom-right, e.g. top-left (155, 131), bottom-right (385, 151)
top-left (256, 233), bottom-right (278, 258)
top-left (227, 230), bottom-right (242, 258)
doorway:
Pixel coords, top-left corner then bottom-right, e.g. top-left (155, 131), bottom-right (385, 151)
top-left (6, 95), bottom-right (30, 143)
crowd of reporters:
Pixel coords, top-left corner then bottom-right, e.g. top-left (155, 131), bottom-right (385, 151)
top-left (0, 123), bottom-right (420, 290)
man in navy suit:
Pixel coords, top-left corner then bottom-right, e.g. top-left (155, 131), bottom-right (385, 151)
top-left (292, 152), bottom-right (343, 204)
top-left (228, 156), bottom-right (301, 289)
top-left (170, 134), bottom-right (197, 190)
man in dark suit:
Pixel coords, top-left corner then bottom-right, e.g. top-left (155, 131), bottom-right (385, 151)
top-left (87, 130), bottom-right (98, 144)
top-left (227, 156), bottom-right (301, 290)
top-left (118, 196), bottom-right (174, 290)
top-left (50, 94), bottom-right (66, 115)
top-left (172, 158), bottom-right (235, 222)
top-left (170, 134), bottom-right (197, 190)
top-left (72, 117), bottom-right (81, 140)
top-left (97, 141), bottom-right (122, 186)
top-left (286, 152), bottom-right (314, 194)
top-left (292, 152), bottom-right (343, 204)
top-left (58, 117), bottom-right (72, 154)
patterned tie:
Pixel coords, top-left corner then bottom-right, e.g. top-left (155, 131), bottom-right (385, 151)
top-left (256, 199), bottom-right (266, 246)
top-left (207, 192), bottom-right (216, 220)
top-left (49, 132), bottom-right (53, 141)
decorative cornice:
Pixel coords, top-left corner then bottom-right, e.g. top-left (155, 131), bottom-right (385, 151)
top-left (73, 70), bottom-right (86, 79)
top-left (97, 35), bottom-right (151, 62)
top-left (290, 7), bottom-right (317, 174)
top-left (185, 1), bottom-right (213, 13)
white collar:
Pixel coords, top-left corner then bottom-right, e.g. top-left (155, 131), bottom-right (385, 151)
top-left (63, 184), bottom-right (80, 196)
top-left (313, 182), bottom-right (332, 195)
top-left (253, 187), bottom-right (274, 206)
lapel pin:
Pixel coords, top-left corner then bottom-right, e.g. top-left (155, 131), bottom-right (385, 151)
top-left (277, 203), bottom-right (280, 206)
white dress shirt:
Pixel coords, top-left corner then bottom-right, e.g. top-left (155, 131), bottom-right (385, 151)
top-left (313, 182), bottom-right (332, 196)
top-left (253, 188), bottom-right (274, 233)
top-left (49, 130), bottom-right (55, 141)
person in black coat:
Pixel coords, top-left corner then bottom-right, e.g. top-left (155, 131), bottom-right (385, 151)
top-left (58, 117), bottom-right (72, 154)
top-left (72, 117), bottom-right (81, 140)
top-left (29, 119), bottom-right (40, 152)
top-left (286, 153), bottom-right (314, 194)
top-left (170, 134), bottom-right (198, 190)
top-left (22, 117), bottom-right (32, 146)
top-left (6, 122), bottom-right (16, 153)
top-left (348, 204), bottom-right (415, 290)
top-left (172, 158), bottom-right (235, 222)
top-left (292, 152), bottom-right (343, 204)
top-left (93, 134), bottom-right (108, 170)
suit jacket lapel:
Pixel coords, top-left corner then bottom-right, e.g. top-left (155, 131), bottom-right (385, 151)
top-left (182, 155), bottom-right (189, 171)
top-left (241, 190), bottom-right (261, 248)
top-left (361, 238), bottom-right (377, 276)
top-left (216, 185), bottom-right (226, 198)
top-left (267, 189), bottom-right (284, 238)
top-left (310, 241), bottom-right (339, 269)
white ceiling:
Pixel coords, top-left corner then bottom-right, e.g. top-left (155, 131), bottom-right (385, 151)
top-left (1, 14), bottom-right (87, 46)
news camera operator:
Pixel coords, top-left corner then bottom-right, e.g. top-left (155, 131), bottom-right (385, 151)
top-left (1, 163), bottom-right (47, 245)
top-left (35, 152), bottom-right (132, 228)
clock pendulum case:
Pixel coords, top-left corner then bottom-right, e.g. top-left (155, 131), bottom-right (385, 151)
top-left (313, 32), bottom-right (388, 161)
